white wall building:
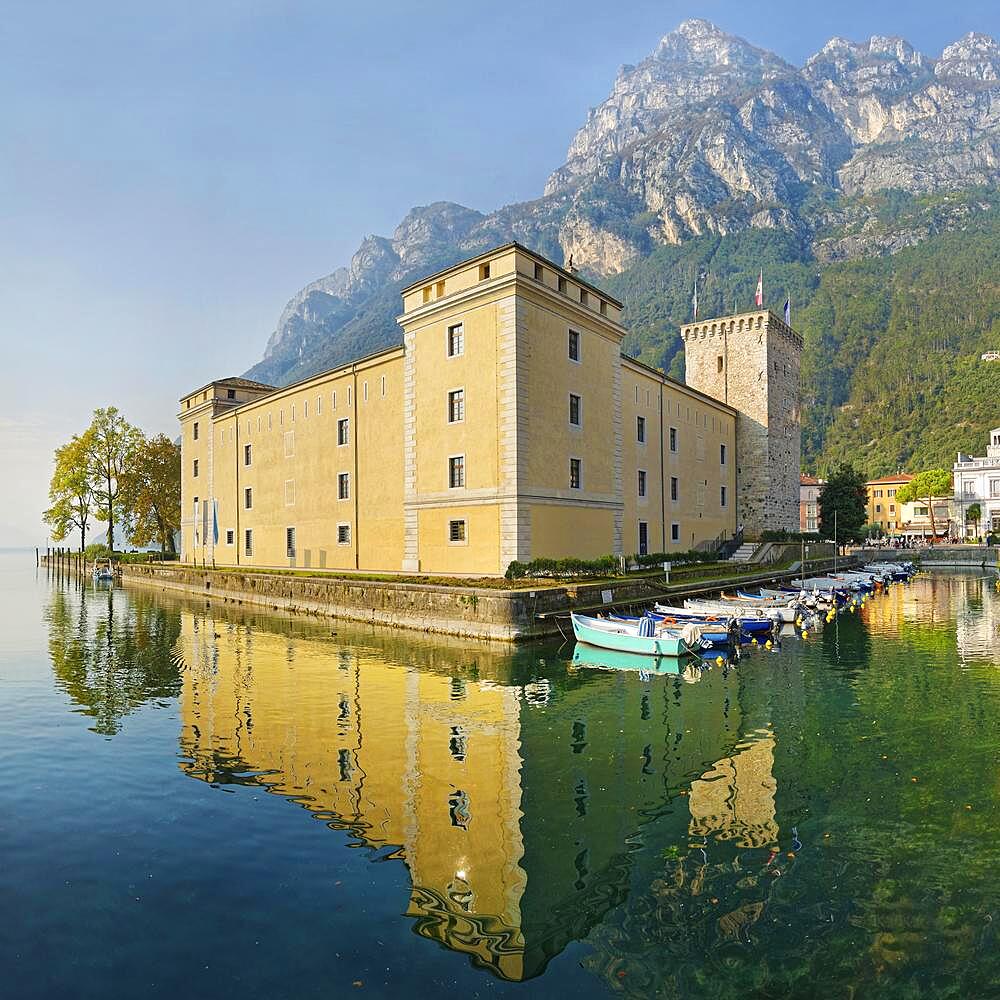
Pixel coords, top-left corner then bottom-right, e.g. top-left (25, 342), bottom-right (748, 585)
top-left (953, 427), bottom-right (1000, 538)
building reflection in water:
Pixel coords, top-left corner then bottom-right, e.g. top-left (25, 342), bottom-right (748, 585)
top-left (175, 606), bottom-right (781, 982)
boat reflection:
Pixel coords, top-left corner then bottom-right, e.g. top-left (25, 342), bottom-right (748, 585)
top-left (571, 642), bottom-right (709, 679)
top-left (175, 605), bottom-right (775, 982)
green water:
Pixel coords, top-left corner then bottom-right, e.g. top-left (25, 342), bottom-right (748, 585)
top-left (1, 553), bottom-right (999, 998)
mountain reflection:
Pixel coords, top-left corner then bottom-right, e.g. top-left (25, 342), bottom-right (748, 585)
top-left (46, 581), bottom-right (182, 735)
top-left (174, 605), bottom-right (781, 981)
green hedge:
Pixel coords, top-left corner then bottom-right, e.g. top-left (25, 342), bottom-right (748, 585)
top-left (630, 549), bottom-right (718, 566)
top-left (505, 555), bottom-right (621, 581)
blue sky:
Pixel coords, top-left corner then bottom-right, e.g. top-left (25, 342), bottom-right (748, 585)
top-left (2, 0), bottom-right (998, 545)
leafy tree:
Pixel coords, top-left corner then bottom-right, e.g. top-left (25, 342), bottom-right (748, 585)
top-left (965, 502), bottom-right (982, 539)
top-left (817, 463), bottom-right (868, 544)
top-left (43, 432), bottom-right (95, 552)
top-left (896, 469), bottom-right (954, 544)
top-left (84, 407), bottom-right (141, 553)
top-left (120, 434), bottom-right (181, 553)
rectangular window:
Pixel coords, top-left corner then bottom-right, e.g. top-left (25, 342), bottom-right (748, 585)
top-left (285, 480), bottom-right (295, 506)
top-left (721, 485), bottom-right (727, 508)
top-left (637, 415), bottom-right (645, 443)
top-left (286, 527), bottom-right (296, 559)
top-left (671, 522), bottom-right (680, 543)
top-left (638, 470), bottom-right (647, 497)
top-left (534, 262), bottom-right (543, 281)
top-left (338, 473), bottom-right (350, 500)
top-left (669, 427), bottom-right (678, 452)
top-left (448, 519), bottom-right (467, 543)
top-left (889, 504), bottom-right (895, 513)
top-left (225, 529), bottom-right (234, 546)
top-left (244, 487), bottom-right (253, 510)
top-left (244, 443), bottom-right (252, 466)
top-left (449, 455), bottom-right (465, 489)
top-left (332, 390), bottom-right (337, 410)
top-left (304, 400), bottom-right (308, 419)
top-left (435, 280), bottom-right (445, 298)
top-left (599, 300), bottom-right (607, 316)
top-left (569, 393), bottom-right (581, 426)
top-left (316, 395), bottom-right (322, 415)
top-left (244, 529), bottom-right (253, 556)
top-left (720, 443), bottom-right (727, 465)
top-left (568, 329), bottom-right (580, 361)
top-left (569, 458), bottom-right (582, 490)
top-left (558, 276), bottom-right (567, 294)
top-left (363, 380), bottom-right (368, 402)
top-left (381, 375), bottom-right (386, 397)
top-left (193, 422), bottom-right (199, 441)
top-left (337, 418), bottom-right (349, 446)
top-left (291, 403), bottom-right (295, 422)
top-left (284, 431), bottom-right (294, 457)
top-left (448, 389), bottom-right (465, 423)
top-left (192, 459), bottom-right (199, 477)
top-left (447, 323), bottom-right (464, 357)
top-left (479, 262), bottom-right (491, 280)
top-left (580, 289), bottom-right (588, 306)
top-left (422, 285), bottom-right (431, 304)
top-left (670, 476), bottom-right (678, 502)
top-left (638, 521), bottom-right (648, 556)
top-left (268, 413), bottom-right (272, 431)
top-left (876, 503), bottom-right (882, 513)
top-left (717, 355), bottom-right (724, 373)
top-left (991, 479), bottom-right (1000, 497)
top-left (337, 523), bottom-right (351, 545)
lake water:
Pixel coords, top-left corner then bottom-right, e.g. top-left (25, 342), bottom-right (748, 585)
top-left (1, 552), bottom-right (999, 999)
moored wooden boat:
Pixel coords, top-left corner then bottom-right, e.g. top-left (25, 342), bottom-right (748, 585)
top-left (570, 613), bottom-right (697, 657)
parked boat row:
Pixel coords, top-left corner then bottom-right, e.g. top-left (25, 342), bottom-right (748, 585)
top-left (570, 561), bottom-right (919, 662)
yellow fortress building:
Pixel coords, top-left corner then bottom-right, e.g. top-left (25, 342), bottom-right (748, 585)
top-left (179, 243), bottom-right (801, 575)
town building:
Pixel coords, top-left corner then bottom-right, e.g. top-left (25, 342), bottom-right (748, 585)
top-left (799, 475), bottom-right (824, 533)
top-left (865, 474), bottom-right (912, 535)
top-left (954, 427), bottom-right (1000, 538)
top-left (179, 244), bottom-right (801, 575)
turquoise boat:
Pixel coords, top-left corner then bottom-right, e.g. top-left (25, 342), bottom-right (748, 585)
top-left (570, 613), bottom-right (696, 657)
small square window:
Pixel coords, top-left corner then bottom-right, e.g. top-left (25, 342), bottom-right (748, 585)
top-left (638, 470), bottom-right (647, 498)
top-left (447, 324), bottom-right (464, 357)
top-left (568, 329), bottom-right (580, 362)
top-left (338, 473), bottom-right (350, 500)
top-left (448, 389), bottom-right (465, 423)
top-left (337, 523), bottom-right (351, 545)
top-left (637, 415), bottom-right (645, 443)
top-left (337, 418), bottom-right (349, 446)
top-left (225, 529), bottom-right (234, 545)
top-left (569, 458), bottom-right (582, 490)
top-left (227, 388), bottom-right (236, 399)
top-left (244, 529), bottom-right (253, 556)
top-left (449, 455), bottom-right (465, 489)
top-left (286, 527), bottom-right (296, 559)
top-left (569, 393), bottom-right (581, 426)
top-left (449, 520), bottom-right (467, 543)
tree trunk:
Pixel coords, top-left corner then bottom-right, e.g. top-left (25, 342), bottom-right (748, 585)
top-left (106, 468), bottom-right (114, 553)
top-left (927, 496), bottom-right (936, 545)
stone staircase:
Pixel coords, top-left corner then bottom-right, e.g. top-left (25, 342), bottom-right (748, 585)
top-left (728, 542), bottom-right (758, 563)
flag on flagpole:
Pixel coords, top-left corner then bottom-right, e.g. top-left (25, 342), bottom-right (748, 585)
top-left (692, 277), bottom-right (698, 320)
top-left (754, 270), bottom-right (763, 308)
top-left (783, 297), bottom-right (791, 325)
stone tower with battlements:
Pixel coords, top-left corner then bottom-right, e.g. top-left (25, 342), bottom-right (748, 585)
top-left (681, 310), bottom-right (802, 537)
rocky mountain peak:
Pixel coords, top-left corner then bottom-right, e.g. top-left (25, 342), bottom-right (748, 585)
top-left (654, 18), bottom-right (787, 73)
top-left (936, 32), bottom-right (1000, 81)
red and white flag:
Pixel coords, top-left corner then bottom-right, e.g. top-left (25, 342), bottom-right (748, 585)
top-left (754, 270), bottom-right (763, 308)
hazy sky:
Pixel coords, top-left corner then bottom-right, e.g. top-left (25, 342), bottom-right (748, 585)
top-left (2, 0), bottom-right (998, 546)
